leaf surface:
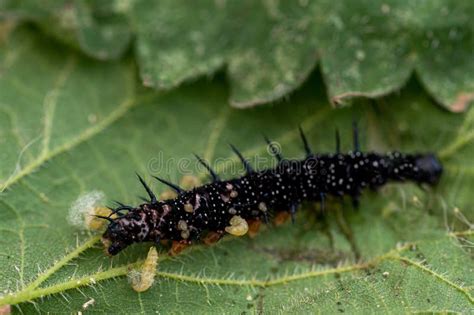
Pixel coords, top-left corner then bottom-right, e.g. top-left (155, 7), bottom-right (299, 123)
top-left (0, 28), bottom-right (473, 314)
top-left (1, 0), bottom-right (473, 110)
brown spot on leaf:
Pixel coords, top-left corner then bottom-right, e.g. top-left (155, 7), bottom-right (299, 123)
top-left (450, 92), bottom-right (474, 112)
top-left (0, 304), bottom-right (11, 315)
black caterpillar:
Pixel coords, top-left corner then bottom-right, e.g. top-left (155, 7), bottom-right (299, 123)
top-left (100, 125), bottom-right (442, 255)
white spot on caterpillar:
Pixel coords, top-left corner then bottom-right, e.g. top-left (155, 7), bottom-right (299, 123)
top-left (225, 215), bottom-right (248, 236)
top-left (68, 191), bottom-right (110, 230)
top-left (129, 247), bottom-right (159, 292)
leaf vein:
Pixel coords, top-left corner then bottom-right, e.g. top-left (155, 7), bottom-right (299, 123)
top-left (203, 107), bottom-right (230, 161)
top-left (41, 56), bottom-right (77, 156)
top-left (0, 96), bottom-right (137, 192)
top-left (388, 255), bottom-right (473, 304)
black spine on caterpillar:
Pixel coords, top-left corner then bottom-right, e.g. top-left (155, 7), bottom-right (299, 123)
top-left (101, 125), bottom-right (443, 256)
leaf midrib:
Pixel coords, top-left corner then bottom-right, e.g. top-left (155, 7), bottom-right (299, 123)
top-left (1, 235), bottom-right (472, 307)
top-left (0, 96), bottom-right (137, 192)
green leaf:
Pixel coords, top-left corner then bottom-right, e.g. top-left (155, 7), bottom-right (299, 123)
top-left (2, 0), bottom-right (472, 111)
top-left (0, 27), bottom-right (473, 313)
top-left (129, 0), bottom-right (474, 110)
top-left (0, 0), bottom-right (132, 60)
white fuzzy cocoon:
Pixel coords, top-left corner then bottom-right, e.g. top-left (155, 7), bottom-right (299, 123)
top-left (68, 191), bottom-right (105, 229)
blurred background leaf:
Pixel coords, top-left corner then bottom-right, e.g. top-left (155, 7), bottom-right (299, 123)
top-left (0, 27), bottom-right (472, 313)
top-left (1, 0), bottom-right (473, 110)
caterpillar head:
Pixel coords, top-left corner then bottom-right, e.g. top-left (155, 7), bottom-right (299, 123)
top-left (387, 152), bottom-right (442, 186)
top-left (101, 207), bottom-right (151, 256)
top-left (413, 153), bottom-right (443, 185)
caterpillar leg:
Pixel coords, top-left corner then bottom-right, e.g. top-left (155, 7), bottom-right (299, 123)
top-left (312, 203), bottom-right (335, 250)
top-left (169, 240), bottom-right (190, 256)
top-left (203, 231), bottom-right (224, 245)
top-left (247, 219), bottom-right (262, 238)
top-left (351, 195), bottom-right (360, 210)
top-left (350, 186), bottom-right (361, 211)
top-left (336, 198), bottom-right (360, 260)
top-left (320, 193), bottom-right (326, 212)
top-left (290, 203), bottom-right (298, 223)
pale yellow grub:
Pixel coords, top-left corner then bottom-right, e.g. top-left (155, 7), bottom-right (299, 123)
top-left (177, 220), bottom-right (188, 231)
top-left (230, 190), bottom-right (238, 198)
top-left (180, 175), bottom-right (202, 190)
top-left (130, 247), bottom-right (159, 292)
top-left (180, 229), bottom-right (190, 239)
top-left (86, 207), bottom-right (116, 231)
top-left (258, 202), bottom-right (267, 212)
top-left (160, 190), bottom-right (178, 200)
top-left (225, 215), bottom-right (248, 236)
top-left (184, 202), bottom-right (194, 213)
